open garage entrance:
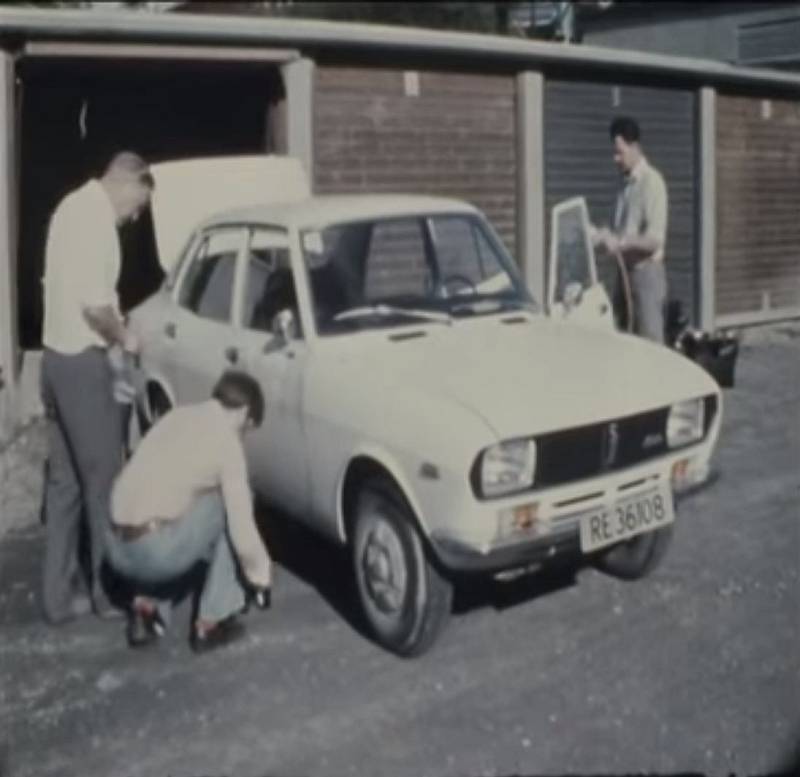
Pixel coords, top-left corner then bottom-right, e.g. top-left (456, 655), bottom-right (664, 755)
top-left (17, 50), bottom-right (288, 348)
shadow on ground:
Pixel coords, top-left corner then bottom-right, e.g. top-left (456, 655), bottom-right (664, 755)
top-left (253, 501), bottom-right (581, 641)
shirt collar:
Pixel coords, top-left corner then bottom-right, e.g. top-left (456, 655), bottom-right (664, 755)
top-left (627, 156), bottom-right (649, 183)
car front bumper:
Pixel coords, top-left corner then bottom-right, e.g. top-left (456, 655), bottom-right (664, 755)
top-left (427, 450), bottom-right (718, 575)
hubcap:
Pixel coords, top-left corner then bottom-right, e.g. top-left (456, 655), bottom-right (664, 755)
top-left (361, 518), bottom-right (407, 615)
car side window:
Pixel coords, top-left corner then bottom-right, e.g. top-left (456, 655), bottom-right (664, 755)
top-left (363, 218), bottom-right (430, 300)
top-left (178, 228), bottom-right (242, 323)
top-left (553, 205), bottom-right (593, 303)
top-left (241, 228), bottom-right (298, 335)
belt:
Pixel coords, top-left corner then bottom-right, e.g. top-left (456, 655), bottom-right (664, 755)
top-left (112, 518), bottom-right (173, 542)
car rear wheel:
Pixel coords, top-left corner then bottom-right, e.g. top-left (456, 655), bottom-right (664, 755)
top-left (352, 477), bottom-right (453, 657)
top-left (594, 525), bottom-right (673, 580)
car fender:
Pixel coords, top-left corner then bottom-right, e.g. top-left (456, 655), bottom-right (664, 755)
top-left (334, 442), bottom-right (432, 545)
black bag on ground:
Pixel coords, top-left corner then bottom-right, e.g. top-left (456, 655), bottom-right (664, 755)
top-left (666, 300), bottom-right (739, 389)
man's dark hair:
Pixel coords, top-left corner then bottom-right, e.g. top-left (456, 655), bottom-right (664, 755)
top-left (609, 116), bottom-right (641, 144)
top-left (212, 371), bottom-right (265, 427)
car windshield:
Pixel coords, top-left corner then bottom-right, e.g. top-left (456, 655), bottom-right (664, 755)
top-left (301, 213), bottom-right (535, 335)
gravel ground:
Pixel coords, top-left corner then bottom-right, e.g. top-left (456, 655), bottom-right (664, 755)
top-left (0, 326), bottom-right (798, 777)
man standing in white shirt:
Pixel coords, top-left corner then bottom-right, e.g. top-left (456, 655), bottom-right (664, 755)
top-left (41, 151), bottom-right (154, 623)
top-left (593, 116), bottom-right (669, 343)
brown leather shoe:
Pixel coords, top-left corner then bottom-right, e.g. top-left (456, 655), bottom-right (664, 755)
top-left (126, 601), bottom-right (165, 649)
top-left (190, 617), bottom-right (245, 654)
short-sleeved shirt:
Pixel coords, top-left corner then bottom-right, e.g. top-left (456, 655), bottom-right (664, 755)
top-left (612, 156), bottom-right (668, 263)
top-left (111, 399), bottom-right (271, 588)
top-left (42, 179), bottom-right (121, 354)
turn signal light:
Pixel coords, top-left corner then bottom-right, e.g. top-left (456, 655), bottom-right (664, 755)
top-left (671, 458), bottom-right (689, 484)
top-left (513, 503), bottom-right (539, 530)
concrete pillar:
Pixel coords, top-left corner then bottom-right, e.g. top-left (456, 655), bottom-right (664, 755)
top-left (699, 86), bottom-right (717, 331)
top-left (281, 57), bottom-right (314, 192)
top-left (516, 71), bottom-right (546, 305)
top-left (0, 52), bottom-right (18, 443)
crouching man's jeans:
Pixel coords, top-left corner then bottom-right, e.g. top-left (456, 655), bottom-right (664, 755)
top-left (105, 492), bottom-right (246, 624)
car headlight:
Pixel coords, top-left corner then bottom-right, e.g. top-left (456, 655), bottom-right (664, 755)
top-left (478, 439), bottom-right (536, 498)
top-left (667, 398), bottom-right (705, 449)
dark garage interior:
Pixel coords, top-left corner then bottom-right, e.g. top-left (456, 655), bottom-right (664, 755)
top-left (17, 56), bottom-right (285, 348)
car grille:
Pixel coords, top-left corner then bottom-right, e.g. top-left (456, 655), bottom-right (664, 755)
top-left (533, 395), bottom-right (718, 491)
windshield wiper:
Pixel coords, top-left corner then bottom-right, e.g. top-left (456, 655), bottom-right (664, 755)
top-left (450, 298), bottom-right (537, 316)
top-left (332, 304), bottom-right (452, 326)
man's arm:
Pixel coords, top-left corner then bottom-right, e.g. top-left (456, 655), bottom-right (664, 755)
top-left (219, 439), bottom-right (272, 590)
top-left (83, 306), bottom-right (138, 352)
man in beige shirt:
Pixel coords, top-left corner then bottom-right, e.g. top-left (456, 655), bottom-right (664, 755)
top-left (593, 116), bottom-right (669, 343)
top-left (105, 371), bottom-right (272, 653)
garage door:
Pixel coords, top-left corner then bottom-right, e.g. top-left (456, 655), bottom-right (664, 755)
top-left (544, 80), bottom-right (698, 323)
top-left (314, 67), bottom-right (517, 258)
top-left (716, 94), bottom-right (800, 322)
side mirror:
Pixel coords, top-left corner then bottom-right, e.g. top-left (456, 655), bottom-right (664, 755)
top-left (563, 281), bottom-right (584, 311)
top-left (270, 308), bottom-right (298, 347)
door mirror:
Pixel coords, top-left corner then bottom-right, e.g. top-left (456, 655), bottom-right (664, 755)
top-left (563, 282), bottom-right (584, 311)
top-left (270, 308), bottom-right (298, 346)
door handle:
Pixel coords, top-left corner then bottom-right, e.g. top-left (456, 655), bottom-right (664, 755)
top-left (164, 322), bottom-right (176, 338)
top-left (224, 346), bottom-right (239, 365)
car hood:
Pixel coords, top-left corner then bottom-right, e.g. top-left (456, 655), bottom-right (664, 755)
top-left (149, 155), bottom-right (309, 271)
top-left (332, 316), bottom-right (717, 439)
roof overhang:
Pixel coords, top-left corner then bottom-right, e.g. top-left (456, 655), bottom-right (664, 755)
top-left (0, 6), bottom-right (798, 92)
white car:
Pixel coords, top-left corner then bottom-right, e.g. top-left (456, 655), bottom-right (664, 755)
top-left (131, 157), bottom-right (722, 656)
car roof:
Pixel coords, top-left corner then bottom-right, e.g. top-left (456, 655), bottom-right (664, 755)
top-left (198, 194), bottom-right (479, 231)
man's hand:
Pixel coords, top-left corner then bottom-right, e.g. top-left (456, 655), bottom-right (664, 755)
top-left (122, 329), bottom-right (140, 355)
top-left (602, 232), bottom-right (622, 255)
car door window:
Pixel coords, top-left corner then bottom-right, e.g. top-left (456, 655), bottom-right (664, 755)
top-left (551, 202), bottom-right (594, 303)
top-left (178, 228), bottom-right (243, 323)
top-left (241, 228), bottom-right (298, 335)
top-left (363, 218), bottom-right (431, 300)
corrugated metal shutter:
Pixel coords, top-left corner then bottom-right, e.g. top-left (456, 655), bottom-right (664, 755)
top-left (544, 80), bottom-right (697, 322)
top-left (737, 15), bottom-right (800, 66)
top-left (314, 67), bottom-right (517, 258)
top-left (716, 94), bottom-right (800, 320)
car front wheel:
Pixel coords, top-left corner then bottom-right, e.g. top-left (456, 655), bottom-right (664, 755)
top-left (594, 525), bottom-right (673, 580)
top-left (352, 478), bottom-right (453, 657)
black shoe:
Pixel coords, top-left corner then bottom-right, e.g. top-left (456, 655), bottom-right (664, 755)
top-left (126, 608), bottom-right (164, 649)
top-left (243, 587), bottom-right (271, 613)
top-left (190, 617), bottom-right (246, 654)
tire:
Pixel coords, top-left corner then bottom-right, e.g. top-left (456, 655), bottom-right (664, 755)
top-left (351, 477), bottom-right (453, 657)
top-left (594, 525), bottom-right (673, 581)
top-left (142, 384), bottom-right (171, 430)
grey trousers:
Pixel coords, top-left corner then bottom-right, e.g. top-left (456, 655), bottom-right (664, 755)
top-left (616, 260), bottom-right (667, 343)
top-left (630, 260), bottom-right (667, 343)
top-left (105, 492), bottom-right (247, 624)
top-left (40, 347), bottom-right (124, 621)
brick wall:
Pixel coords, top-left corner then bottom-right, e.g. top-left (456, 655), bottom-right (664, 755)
top-left (314, 67), bottom-right (518, 259)
top-left (716, 94), bottom-right (800, 317)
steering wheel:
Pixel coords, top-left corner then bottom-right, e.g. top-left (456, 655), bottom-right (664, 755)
top-left (440, 273), bottom-right (477, 297)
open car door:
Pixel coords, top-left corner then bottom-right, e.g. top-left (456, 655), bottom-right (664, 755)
top-left (547, 196), bottom-right (614, 331)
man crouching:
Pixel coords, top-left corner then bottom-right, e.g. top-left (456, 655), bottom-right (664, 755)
top-left (106, 371), bottom-right (271, 653)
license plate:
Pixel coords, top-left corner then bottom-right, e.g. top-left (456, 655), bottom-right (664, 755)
top-left (579, 485), bottom-right (674, 553)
